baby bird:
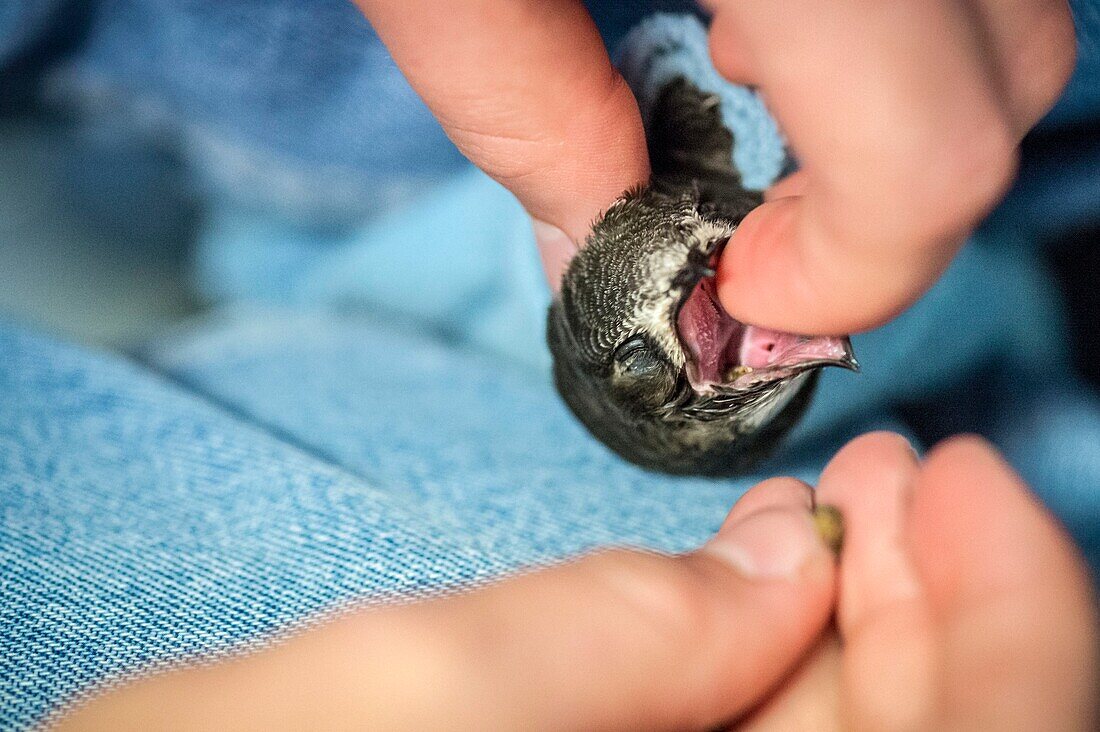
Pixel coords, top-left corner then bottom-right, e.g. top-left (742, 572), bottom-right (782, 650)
top-left (547, 79), bottom-right (857, 476)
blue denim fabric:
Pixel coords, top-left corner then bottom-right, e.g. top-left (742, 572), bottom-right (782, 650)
top-left (0, 322), bottom-right (504, 728)
top-left (2, 3), bottom-right (1100, 729)
top-left (0, 312), bottom-right (897, 729)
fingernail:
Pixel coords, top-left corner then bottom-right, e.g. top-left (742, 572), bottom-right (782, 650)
top-left (705, 506), bottom-right (827, 579)
top-left (902, 438), bottom-right (921, 461)
top-left (532, 219), bottom-right (578, 294)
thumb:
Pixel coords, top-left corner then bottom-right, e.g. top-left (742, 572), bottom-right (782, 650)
top-left (448, 477), bottom-right (837, 730)
top-left (715, 195), bottom-right (959, 334)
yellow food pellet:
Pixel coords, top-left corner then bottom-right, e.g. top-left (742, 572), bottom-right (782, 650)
top-left (812, 505), bottom-right (844, 556)
top-left (725, 365), bottom-right (754, 381)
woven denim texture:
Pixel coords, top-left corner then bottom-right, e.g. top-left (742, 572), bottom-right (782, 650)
top-left (0, 324), bottom-right (509, 728)
top-left (2, 4), bottom-right (1100, 729)
top-left (3, 310), bottom-right (828, 727)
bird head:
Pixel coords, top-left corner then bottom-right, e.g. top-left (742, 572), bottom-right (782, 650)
top-left (547, 186), bottom-right (856, 475)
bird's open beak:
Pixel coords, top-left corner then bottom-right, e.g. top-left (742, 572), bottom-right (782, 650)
top-left (762, 333), bottom-right (859, 373)
top-left (730, 334), bottom-right (859, 388)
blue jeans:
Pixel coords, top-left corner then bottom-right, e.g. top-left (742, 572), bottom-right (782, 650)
top-left (2, 2), bottom-right (1099, 728)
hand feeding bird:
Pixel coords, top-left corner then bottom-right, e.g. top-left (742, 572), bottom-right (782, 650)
top-left (547, 79), bottom-right (858, 476)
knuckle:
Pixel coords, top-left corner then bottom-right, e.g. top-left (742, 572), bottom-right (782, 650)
top-left (843, 431), bottom-right (918, 460)
top-left (998, 2), bottom-right (1079, 126)
top-left (451, 127), bottom-right (552, 187)
top-left (1029, 5), bottom-right (1078, 107)
top-left (587, 550), bottom-right (715, 642)
top-left (922, 115), bottom-right (1019, 236)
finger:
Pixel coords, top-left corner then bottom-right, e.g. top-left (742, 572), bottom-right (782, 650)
top-left (56, 482), bottom-right (836, 731)
top-left (709, 0), bottom-right (1019, 333)
top-left (722, 476), bottom-right (814, 526)
top-left (356, 0), bottom-right (649, 245)
top-left (965, 0), bottom-right (1077, 131)
top-left (738, 632), bottom-right (843, 732)
top-left (910, 436), bottom-right (1099, 730)
top-left (816, 433), bottom-right (922, 633)
top-left (764, 171), bottom-right (809, 202)
top-left (814, 432), bottom-right (938, 731)
top-left (708, 1), bottom-right (1072, 149)
top-left (533, 219), bottom-right (579, 292)
top-left (705, 9), bottom-right (757, 85)
top-left (741, 434), bottom-right (933, 731)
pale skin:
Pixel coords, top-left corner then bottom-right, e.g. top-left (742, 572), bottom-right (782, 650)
top-left (55, 434), bottom-right (1098, 730)
top-left (54, 2), bottom-right (1097, 728)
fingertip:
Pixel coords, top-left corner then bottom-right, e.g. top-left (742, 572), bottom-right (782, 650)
top-left (912, 435), bottom-right (1090, 609)
top-left (921, 432), bottom-right (998, 466)
top-left (545, 66), bottom-right (652, 242)
top-left (708, 10), bottom-right (758, 85)
top-left (764, 170), bottom-right (810, 202)
top-left (706, 504), bottom-right (834, 584)
top-left (816, 432), bottom-right (922, 630)
top-left (533, 219), bottom-right (578, 293)
top-left (816, 431), bottom-right (920, 506)
top-left (722, 476), bottom-right (814, 528)
top-left (814, 432), bottom-right (936, 731)
top-left (716, 191), bottom-right (949, 335)
top-left (718, 197), bottom-right (890, 334)
top-left (717, 196), bottom-right (810, 329)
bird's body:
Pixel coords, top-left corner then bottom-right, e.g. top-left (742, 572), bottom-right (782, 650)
top-left (547, 79), bottom-right (856, 476)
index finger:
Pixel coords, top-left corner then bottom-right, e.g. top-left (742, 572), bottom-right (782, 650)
top-left (356, 0), bottom-right (650, 243)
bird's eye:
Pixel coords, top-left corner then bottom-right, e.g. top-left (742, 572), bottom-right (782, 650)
top-left (613, 337), bottom-right (662, 377)
top-left (610, 336), bottom-right (676, 411)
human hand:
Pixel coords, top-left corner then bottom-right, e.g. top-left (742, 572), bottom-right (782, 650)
top-left (705, 0), bottom-right (1077, 333)
top-left (742, 433), bottom-right (1098, 731)
top-left (357, 1), bottom-right (1075, 334)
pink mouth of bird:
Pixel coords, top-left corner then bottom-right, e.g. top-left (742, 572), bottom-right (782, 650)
top-left (676, 266), bottom-right (856, 392)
